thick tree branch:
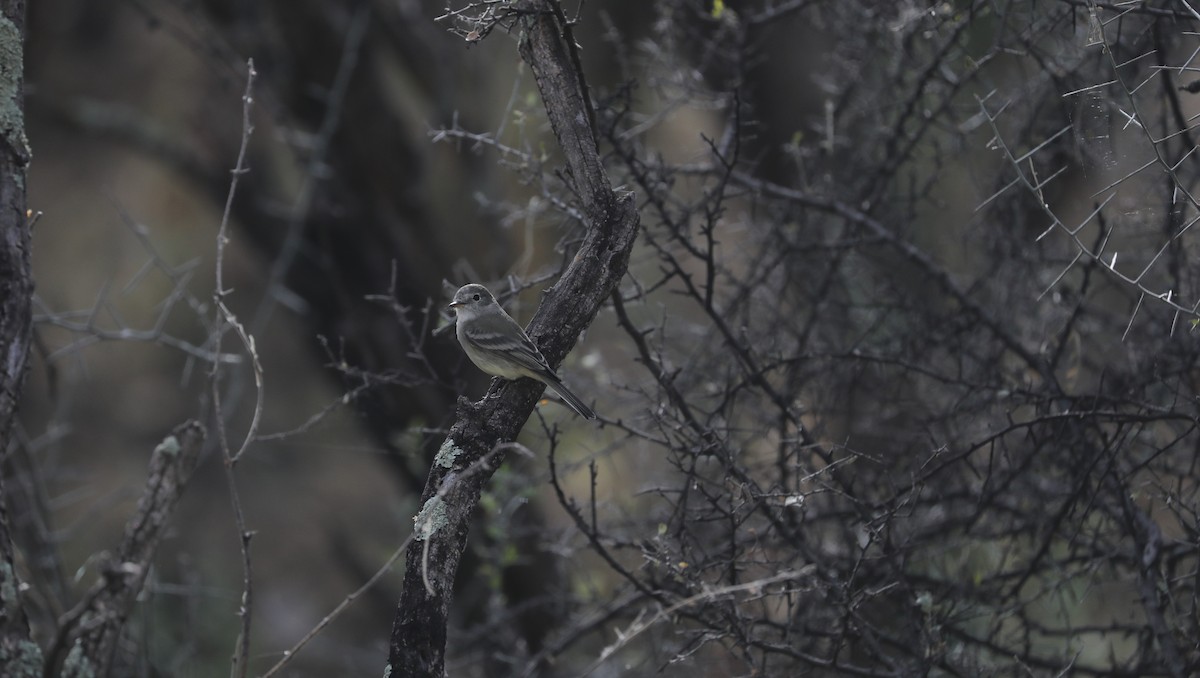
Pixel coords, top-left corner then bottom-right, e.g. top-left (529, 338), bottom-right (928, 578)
top-left (386, 2), bottom-right (640, 675)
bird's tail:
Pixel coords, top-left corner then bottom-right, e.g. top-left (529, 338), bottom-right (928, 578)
top-left (543, 374), bottom-right (597, 420)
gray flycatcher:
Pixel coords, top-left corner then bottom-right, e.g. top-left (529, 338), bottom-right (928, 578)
top-left (448, 283), bottom-right (597, 420)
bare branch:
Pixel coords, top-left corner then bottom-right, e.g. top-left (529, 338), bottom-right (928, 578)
top-left (47, 421), bottom-right (206, 678)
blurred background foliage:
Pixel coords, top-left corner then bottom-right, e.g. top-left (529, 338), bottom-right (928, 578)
top-left (8, 0), bottom-right (1200, 676)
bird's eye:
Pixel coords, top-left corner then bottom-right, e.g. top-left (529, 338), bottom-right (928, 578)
top-left (473, 294), bottom-right (481, 301)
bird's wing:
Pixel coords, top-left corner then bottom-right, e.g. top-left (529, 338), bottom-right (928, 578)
top-left (462, 311), bottom-right (552, 374)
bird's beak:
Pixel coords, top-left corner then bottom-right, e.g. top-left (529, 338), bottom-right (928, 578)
top-left (448, 301), bottom-right (462, 309)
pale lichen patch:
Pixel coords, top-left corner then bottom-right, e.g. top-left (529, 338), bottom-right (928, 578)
top-left (413, 496), bottom-right (448, 541)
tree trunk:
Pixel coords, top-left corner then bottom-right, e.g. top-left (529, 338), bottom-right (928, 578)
top-left (0, 1), bottom-right (38, 675)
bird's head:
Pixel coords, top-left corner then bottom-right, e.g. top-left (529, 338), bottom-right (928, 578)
top-left (448, 283), bottom-right (496, 317)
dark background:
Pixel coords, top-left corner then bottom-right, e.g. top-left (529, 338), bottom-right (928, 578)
top-left (7, 1), bottom-right (1200, 676)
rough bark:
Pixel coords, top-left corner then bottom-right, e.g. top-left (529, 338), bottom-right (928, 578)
top-left (47, 422), bottom-right (207, 678)
top-left (0, 0), bottom-right (36, 675)
top-left (385, 2), bottom-right (640, 675)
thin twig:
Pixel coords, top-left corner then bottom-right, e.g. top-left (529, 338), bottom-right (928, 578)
top-left (210, 59), bottom-right (258, 678)
top-left (259, 534), bottom-right (414, 678)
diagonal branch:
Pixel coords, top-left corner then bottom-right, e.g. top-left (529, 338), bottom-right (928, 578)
top-left (385, 2), bottom-right (640, 675)
top-left (47, 421), bottom-right (207, 678)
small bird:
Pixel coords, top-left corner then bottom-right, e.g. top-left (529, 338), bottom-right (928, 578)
top-left (448, 283), bottom-right (597, 420)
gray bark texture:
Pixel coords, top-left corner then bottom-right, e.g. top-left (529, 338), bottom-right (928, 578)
top-left (386, 2), bottom-right (640, 675)
top-left (0, 0), bottom-right (36, 675)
